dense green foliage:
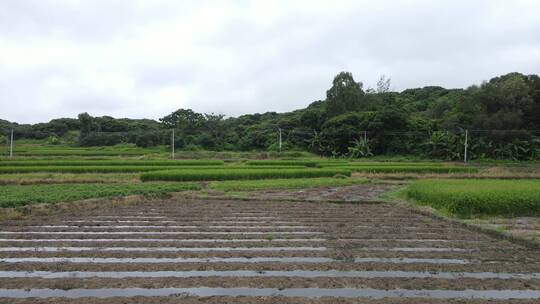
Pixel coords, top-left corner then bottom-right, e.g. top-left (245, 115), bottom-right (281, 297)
top-left (140, 168), bottom-right (351, 182)
top-left (3, 72), bottom-right (539, 160)
top-left (0, 182), bottom-right (201, 208)
top-left (405, 179), bottom-right (540, 217)
top-left (209, 177), bottom-right (368, 191)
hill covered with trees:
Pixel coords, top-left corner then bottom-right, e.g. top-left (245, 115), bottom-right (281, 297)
top-left (2, 72), bottom-right (540, 160)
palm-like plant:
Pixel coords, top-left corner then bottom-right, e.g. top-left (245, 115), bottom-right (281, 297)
top-left (348, 138), bottom-right (373, 158)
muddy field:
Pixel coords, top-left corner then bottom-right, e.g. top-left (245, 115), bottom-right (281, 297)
top-left (0, 193), bottom-right (540, 303)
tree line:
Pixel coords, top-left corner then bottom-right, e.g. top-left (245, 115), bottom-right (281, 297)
top-left (2, 71), bottom-right (540, 160)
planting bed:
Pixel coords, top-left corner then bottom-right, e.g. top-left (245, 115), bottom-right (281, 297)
top-left (0, 197), bottom-right (539, 303)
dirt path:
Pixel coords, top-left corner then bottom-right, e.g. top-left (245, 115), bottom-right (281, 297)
top-left (0, 186), bottom-right (539, 303)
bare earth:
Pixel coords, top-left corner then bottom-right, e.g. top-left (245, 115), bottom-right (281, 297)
top-left (0, 184), bottom-right (539, 303)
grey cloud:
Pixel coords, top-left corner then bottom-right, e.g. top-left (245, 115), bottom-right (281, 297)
top-left (0, 0), bottom-right (539, 123)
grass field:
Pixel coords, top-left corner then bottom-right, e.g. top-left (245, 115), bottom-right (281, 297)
top-left (405, 179), bottom-right (540, 217)
top-left (0, 182), bottom-right (201, 208)
top-left (2, 142), bottom-right (539, 215)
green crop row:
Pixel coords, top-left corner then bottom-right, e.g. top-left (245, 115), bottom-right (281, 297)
top-left (405, 179), bottom-right (540, 217)
top-left (0, 160), bottom-right (224, 167)
top-left (319, 162), bottom-right (446, 167)
top-left (15, 151), bottom-right (150, 156)
top-left (0, 165), bottom-right (306, 174)
top-left (0, 182), bottom-right (201, 208)
top-left (208, 177), bottom-right (368, 191)
top-left (329, 165), bottom-right (477, 174)
top-left (244, 160), bottom-right (319, 167)
top-left (12, 147), bottom-right (163, 156)
top-left (141, 168), bottom-right (351, 182)
top-left (0, 166), bottom-right (208, 174)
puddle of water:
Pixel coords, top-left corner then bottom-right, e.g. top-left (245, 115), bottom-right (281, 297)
top-left (0, 287), bottom-right (539, 299)
top-left (0, 257), bottom-right (334, 264)
top-left (0, 270), bottom-right (538, 280)
top-left (354, 258), bottom-right (471, 264)
top-left (0, 238), bottom-right (326, 243)
top-left (0, 246), bottom-right (327, 252)
top-left (0, 231), bottom-right (322, 235)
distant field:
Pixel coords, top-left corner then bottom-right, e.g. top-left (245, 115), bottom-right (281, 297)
top-left (405, 179), bottom-right (540, 217)
top-left (2, 143), bottom-right (537, 211)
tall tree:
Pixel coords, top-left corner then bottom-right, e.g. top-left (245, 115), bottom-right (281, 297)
top-left (325, 72), bottom-right (365, 117)
top-left (77, 112), bottom-right (93, 137)
top-left (160, 109), bottom-right (205, 133)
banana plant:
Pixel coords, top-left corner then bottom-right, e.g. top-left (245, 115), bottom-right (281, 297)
top-left (348, 138), bottom-right (373, 158)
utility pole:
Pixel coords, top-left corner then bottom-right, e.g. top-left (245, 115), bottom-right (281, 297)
top-left (464, 129), bottom-right (468, 163)
top-left (9, 129), bottom-right (13, 159)
top-left (278, 128), bottom-right (282, 153)
top-left (171, 129), bottom-right (175, 159)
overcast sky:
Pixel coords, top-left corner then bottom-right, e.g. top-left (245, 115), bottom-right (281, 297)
top-left (1, 0), bottom-right (539, 124)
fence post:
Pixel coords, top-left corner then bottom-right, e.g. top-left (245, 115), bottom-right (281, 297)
top-left (171, 129), bottom-right (175, 159)
top-left (464, 129), bottom-right (468, 163)
top-left (9, 129), bottom-right (13, 159)
top-left (278, 128), bottom-right (282, 153)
